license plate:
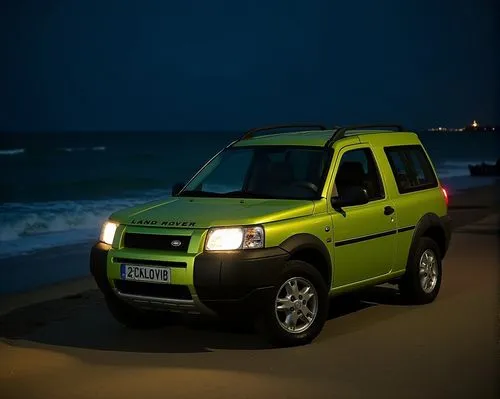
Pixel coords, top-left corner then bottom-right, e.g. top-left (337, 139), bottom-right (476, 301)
top-left (120, 264), bottom-right (171, 284)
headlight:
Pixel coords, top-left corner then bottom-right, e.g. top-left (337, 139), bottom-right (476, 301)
top-left (205, 226), bottom-right (264, 251)
top-left (100, 221), bottom-right (118, 245)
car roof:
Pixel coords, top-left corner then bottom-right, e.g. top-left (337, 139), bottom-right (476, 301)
top-left (232, 128), bottom-right (421, 148)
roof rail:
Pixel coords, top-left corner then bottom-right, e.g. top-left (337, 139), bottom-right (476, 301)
top-left (235, 123), bottom-right (327, 143)
top-left (324, 124), bottom-right (405, 147)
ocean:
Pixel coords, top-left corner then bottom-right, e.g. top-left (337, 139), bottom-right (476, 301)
top-left (0, 131), bottom-right (498, 260)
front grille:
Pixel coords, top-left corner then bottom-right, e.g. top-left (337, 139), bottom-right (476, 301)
top-left (123, 233), bottom-right (190, 251)
top-left (114, 280), bottom-right (192, 300)
top-left (113, 257), bottom-right (187, 268)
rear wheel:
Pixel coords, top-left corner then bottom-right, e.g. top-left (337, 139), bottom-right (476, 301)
top-left (399, 237), bottom-right (442, 304)
top-left (257, 260), bottom-right (329, 347)
top-left (105, 294), bottom-right (178, 329)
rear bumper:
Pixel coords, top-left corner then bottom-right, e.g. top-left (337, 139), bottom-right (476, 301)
top-left (89, 243), bottom-right (288, 316)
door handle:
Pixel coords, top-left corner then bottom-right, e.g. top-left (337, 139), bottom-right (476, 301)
top-left (384, 206), bottom-right (395, 215)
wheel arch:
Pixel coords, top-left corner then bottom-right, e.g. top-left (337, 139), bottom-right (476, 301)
top-left (279, 233), bottom-right (333, 289)
top-left (409, 213), bottom-right (450, 260)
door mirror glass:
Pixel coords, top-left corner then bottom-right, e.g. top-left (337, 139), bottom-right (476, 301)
top-left (331, 185), bottom-right (369, 208)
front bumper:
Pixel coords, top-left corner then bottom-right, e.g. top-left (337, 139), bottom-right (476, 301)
top-left (90, 242), bottom-right (289, 316)
top-left (193, 247), bottom-right (289, 315)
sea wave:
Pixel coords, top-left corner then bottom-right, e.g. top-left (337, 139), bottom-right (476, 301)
top-left (440, 160), bottom-right (497, 167)
top-left (0, 193), bottom-right (167, 259)
top-left (0, 148), bottom-right (25, 155)
top-left (0, 183), bottom-right (249, 258)
top-left (58, 146), bottom-right (107, 152)
top-left (439, 175), bottom-right (497, 194)
top-left (436, 159), bottom-right (498, 178)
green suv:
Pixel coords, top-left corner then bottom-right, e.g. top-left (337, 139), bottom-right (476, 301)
top-left (90, 124), bottom-right (451, 347)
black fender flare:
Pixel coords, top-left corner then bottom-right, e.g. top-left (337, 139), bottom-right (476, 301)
top-left (408, 213), bottom-right (451, 261)
top-left (279, 233), bottom-right (333, 287)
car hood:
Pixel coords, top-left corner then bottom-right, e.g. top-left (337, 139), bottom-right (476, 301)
top-left (110, 197), bottom-right (315, 229)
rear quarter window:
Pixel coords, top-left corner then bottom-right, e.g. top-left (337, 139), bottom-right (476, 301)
top-left (384, 145), bottom-right (438, 193)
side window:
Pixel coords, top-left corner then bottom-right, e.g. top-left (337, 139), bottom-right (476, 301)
top-left (334, 148), bottom-right (384, 201)
top-left (384, 150), bottom-right (412, 190)
top-left (385, 145), bottom-right (438, 193)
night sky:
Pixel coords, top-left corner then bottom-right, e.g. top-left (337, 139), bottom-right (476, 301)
top-left (1, 0), bottom-right (498, 132)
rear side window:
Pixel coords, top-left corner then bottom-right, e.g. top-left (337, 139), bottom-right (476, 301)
top-left (384, 145), bottom-right (438, 193)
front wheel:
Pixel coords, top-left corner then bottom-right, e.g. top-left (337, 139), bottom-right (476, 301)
top-left (399, 237), bottom-right (442, 304)
top-left (257, 260), bottom-right (329, 347)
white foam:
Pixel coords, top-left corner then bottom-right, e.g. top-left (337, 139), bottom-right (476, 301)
top-left (0, 229), bottom-right (98, 262)
top-left (59, 147), bottom-right (85, 152)
top-left (0, 193), bottom-right (168, 259)
top-left (58, 146), bottom-right (106, 152)
top-left (0, 148), bottom-right (25, 155)
top-left (441, 160), bottom-right (497, 167)
top-left (436, 169), bottom-right (470, 178)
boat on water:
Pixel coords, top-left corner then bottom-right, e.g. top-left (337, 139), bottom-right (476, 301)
top-left (468, 159), bottom-right (500, 177)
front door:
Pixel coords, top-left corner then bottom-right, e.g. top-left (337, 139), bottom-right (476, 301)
top-left (329, 145), bottom-right (397, 288)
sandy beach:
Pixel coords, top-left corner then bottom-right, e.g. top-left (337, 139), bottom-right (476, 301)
top-left (0, 182), bottom-right (498, 398)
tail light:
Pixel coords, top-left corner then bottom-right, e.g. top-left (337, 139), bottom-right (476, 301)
top-left (441, 187), bottom-right (449, 206)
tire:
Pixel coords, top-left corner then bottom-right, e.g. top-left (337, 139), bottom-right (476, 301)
top-left (399, 237), bottom-right (442, 304)
top-left (105, 293), bottom-right (178, 329)
top-left (257, 260), bottom-right (329, 347)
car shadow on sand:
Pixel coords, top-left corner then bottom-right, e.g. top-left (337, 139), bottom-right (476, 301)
top-left (0, 285), bottom-right (409, 354)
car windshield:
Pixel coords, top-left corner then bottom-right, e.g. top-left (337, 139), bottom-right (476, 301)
top-left (179, 146), bottom-right (331, 200)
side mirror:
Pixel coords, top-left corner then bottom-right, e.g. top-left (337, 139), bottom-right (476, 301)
top-left (172, 182), bottom-right (185, 196)
top-left (331, 185), bottom-right (369, 208)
